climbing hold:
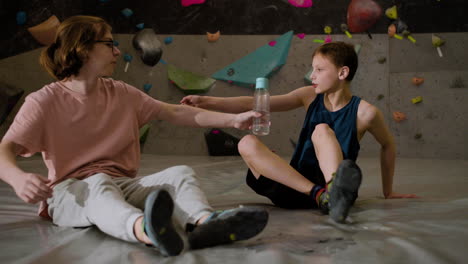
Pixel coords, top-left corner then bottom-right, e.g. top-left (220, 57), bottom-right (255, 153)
top-left (113, 40), bottom-right (119, 47)
top-left (324, 35), bottom-right (332, 43)
top-left (313, 39), bottom-right (325, 43)
top-left (133, 28), bottom-right (163, 67)
top-left (347, 0), bottom-right (382, 33)
top-left (392, 111), bottom-right (406, 122)
top-left (340, 24), bottom-right (353, 38)
top-left (377, 94), bottom-right (384, 100)
top-left (387, 24), bottom-right (403, 40)
top-left (297, 33), bottom-right (306, 39)
top-left (164, 36), bottom-right (173, 45)
top-left (227, 68), bottom-right (235, 76)
top-left (123, 54), bottom-right (133, 72)
top-left (324, 26), bottom-right (332, 34)
top-left (168, 64), bottom-right (216, 94)
top-left (16, 11), bottom-right (26, 25)
top-left (140, 123), bottom-right (151, 148)
top-left (181, 0), bottom-right (205, 7)
top-left (385, 5), bottom-right (398, 19)
top-left (377, 57), bottom-right (386, 64)
top-left (27, 15), bottom-right (60, 45)
top-left (411, 96), bottom-right (423, 104)
top-left (268, 41), bottom-right (277, 47)
top-left (143, 83), bottom-right (152, 93)
top-left (432, 34), bottom-right (445, 57)
top-left (207, 31), bottom-right (220, 42)
top-left (412, 77), bottom-right (424, 86)
top-left (288, 0), bottom-right (313, 8)
top-left (136, 23), bottom-right (145, 30)
top-left (414, 133), bottom-right (422, 140)
top-left (354, 44), bottom-right (361, 54)
top-left (121, 8), bottom-right (133, 17)
top-left (211, 31), bottom-right (293, 88)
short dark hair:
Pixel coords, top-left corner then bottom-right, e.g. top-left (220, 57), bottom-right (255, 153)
top-left (312, 42), bottom-right (358, 81)
top-left (39, 16), bottom-right (112, 80)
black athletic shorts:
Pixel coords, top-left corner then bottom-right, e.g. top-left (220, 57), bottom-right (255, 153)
top-left (245, 167), bottom-right (324, 209)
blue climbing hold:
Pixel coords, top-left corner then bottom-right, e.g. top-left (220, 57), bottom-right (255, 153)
top-left (16, 11), bottom-right (26, 25)
top-left (164, 37), bottom-right (173, 45)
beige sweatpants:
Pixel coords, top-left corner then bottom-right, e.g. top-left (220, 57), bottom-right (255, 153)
top-left (47, 165), bottom-right (213, 242)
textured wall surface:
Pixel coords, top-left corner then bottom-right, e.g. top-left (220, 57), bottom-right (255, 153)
top-left (3, 0), bottom-right (468, 59)
top-left (0, 33), bottom-right (466, 159)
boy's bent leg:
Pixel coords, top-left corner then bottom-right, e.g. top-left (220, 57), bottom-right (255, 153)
top-left (47, 173), bottom-right (143, 242)
top-left (329, 160), bottom-right (362, 223)
top-left (188, 207), bottom-right (268, 249)
top-left (312, 124), bottom-right (343, 183)
top-left (238, 135), bottom-right (314, 195)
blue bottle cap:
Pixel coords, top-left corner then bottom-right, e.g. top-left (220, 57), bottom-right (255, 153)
top-left (255, 77), bottom-right (268, 89)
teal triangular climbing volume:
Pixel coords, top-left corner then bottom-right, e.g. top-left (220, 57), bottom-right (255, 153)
top-left (211, 31), bottom-right (293, 88)
top-left (168, 64), bottom-right (216, 94)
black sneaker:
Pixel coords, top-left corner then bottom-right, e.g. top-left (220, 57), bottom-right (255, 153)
top-left (329, 160), bottom-right (362, 223)
top-left (144, 189), bottom-right (184, 256)
top-left (188, 207), bottom-right (268, 249)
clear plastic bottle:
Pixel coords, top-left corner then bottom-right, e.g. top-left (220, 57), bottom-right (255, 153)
top-left (252, 77), bottom-right (270, 136)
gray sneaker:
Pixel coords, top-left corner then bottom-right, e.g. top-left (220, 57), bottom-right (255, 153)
top-left (329, 160), bottom-right (362, 223)
top-left (188, 207), bottom-right (268, 249)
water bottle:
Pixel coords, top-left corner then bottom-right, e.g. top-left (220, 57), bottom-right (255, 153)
top-left (252, 77), bottom-right (270, 136)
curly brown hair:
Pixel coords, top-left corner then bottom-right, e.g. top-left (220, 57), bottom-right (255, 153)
top-left (312, 42), bottom-right (358, 82)
top-left (39, 16), bottom-right (112, 80)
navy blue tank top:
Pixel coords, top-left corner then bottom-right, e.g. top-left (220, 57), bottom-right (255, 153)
top-left (289, 94), bottom-right (361, 186)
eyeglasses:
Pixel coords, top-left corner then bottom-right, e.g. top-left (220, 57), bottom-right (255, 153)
top-left (95, 40), bottom-right (116, 50)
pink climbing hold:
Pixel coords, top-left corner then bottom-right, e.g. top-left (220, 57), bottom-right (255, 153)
top-left (288, 0), bottom-right (313, 8)
top-left (297, 33), bottom-right (306, 39)
top-left (325, 35), bottom-right (332, 43)
top-left (181, 0), bottom-right (205, 7)
top-left (268, 41), bottom-right (277, 47)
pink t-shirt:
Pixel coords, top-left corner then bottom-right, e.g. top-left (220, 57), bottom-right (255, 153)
top-left (2, 78), bottom-right (163, 218)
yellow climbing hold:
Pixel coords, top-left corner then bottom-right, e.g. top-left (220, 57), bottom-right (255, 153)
top-left (411, 96), bottom-right (423, 104)
top-left (229, 233), bottom-right (236, 241)
top-left (385, 5), bottom-right (398, 19)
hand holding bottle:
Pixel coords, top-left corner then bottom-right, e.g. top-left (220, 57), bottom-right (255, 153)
top-left (252, 77), bottom-right (271, 136)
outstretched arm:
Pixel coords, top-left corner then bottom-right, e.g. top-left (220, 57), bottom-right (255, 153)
top-left (180, 85), bottom-right (315, 113)
top-left (366, 107), bottom-right (419, 199)
top-left (156, 102), bottom-right (260, 130)
top-left (180, 95), bottom-right (253, 113)
top-left (0, 140), bottom-right (52, 204)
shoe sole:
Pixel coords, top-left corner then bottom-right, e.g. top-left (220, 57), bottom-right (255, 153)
top-left (144, 189), bottom-right (184, 256)
top-left (329, 160), bottom-right (362, 223)
top-left (188, 208), bottom-right (268, 249)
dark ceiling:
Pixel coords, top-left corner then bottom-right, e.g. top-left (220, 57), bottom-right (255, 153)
top-left (1, 0), bottom-right (468, 60)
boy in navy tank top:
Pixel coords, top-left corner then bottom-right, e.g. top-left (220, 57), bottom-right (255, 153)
top-left (181, 42), bottom-right (417, 223)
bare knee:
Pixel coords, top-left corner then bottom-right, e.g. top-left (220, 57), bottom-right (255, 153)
top-left (238, 135), bottom-right (261, 157)
top-left (311, 123), bottom-right (335, 143)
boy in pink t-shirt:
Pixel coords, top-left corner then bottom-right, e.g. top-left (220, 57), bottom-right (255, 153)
top-left (0, 16), bottom-right (268, 257)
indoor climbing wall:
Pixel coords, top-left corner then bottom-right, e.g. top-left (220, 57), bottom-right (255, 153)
top-left (0, 0), bottom-right (467, 159)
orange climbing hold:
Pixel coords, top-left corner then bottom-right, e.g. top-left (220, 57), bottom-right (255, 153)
top-left (393, 111), bottom-right (406, 122)
top-left (412, 77), bottom-right (424, 86)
